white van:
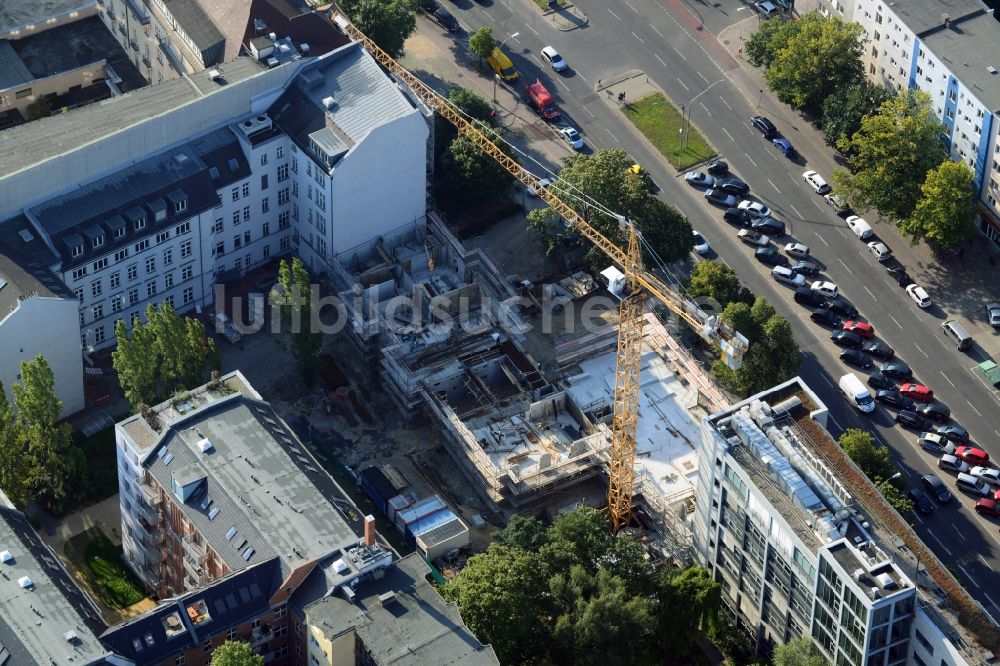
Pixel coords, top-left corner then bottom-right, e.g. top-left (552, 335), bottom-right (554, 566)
top-left (839, 373), bottom-right (875, 413)
top-left (846, 215), bottom-right (873, 240)
top-left (941, 319), bottom-right (972, 350)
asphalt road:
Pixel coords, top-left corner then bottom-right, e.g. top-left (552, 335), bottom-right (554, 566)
top-left (426, 0), bottom-right (1000, 613)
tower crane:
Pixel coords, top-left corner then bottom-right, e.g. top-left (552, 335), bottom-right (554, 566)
top-left (332, 14), bottom-right (748, 532)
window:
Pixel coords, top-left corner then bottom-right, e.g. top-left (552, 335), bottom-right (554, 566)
top-left (261, 174), bottom-right (269, 190)
top-left (244, 231), bottom-right (251, 245)
top-left (277, 164), bottom-right (289, 181)
top-left (112, 295), bottom-right (123, 313)
top-left (180, 240), bottom-right (192, 258)
top-left (175, 655), bottom-right (184, 665)
top-left (241, 182), bottom-right (250, 198)
top-left (92, 233), bottom-right (105, 249)
top-left (164, 295), bottom-right (174, 308)
top-left (127, 264), bottom-right (138, 281)
top-left (145, 256), bottom-right (156, 273)
top-left (280, 236), bottom-right (290, 251)
top-left (128, 287), bottom-right (140, 305)
top-left (233, 234), bottom-right (242, 250)
top-left (74, 288), bottom-right (84, 303)
top-left (316, 190), bottom-right (326, 211)
top-left (245, 252), bottom-right (252, 268)
top-left (262, 197), bottom-right (270, 214)
top-left (234, 257), bottom-right (243, 272)
top-left (94, 325), bottom-right (105, 344)
top-left (15, 88), bottom-right (31, 99)
top-left (183, 286), bottom-right (194, 304)
top-left (176, 222), bottom-right (190, 235)
top-left (134, 216), bottom-right (146, 231)
top-left (291, 155), bottom-right (298, 174)
top-left (71, 244), bottom-right (84, 258)
top-left (215, 241), bottom-right (225, 256)
top-left (263, 245), bottom-right (270, 259)
top-left (233, 210), bottom-right (240, 226)
top-left (243, 206), bottom-right (251, 222)
top-left (93, 257), bottom-right (109, 271)
top-left (113, 224), bottom-right (126, 239)
top-left (164, 273), bottom-right (174, 288)
top-left (262, 222), bottom-right (270, 237)
top-left (92, 304), bottom-right (104, 320)
top-left (146, 281), bottom-right (157, 298)
top-left (156, 231), bottom-right (169, 244)
top-left (174, 198), bottom-right (187, 213)
top-left (226, 628), bottom-right (237, 641)
top-left (114, 249), bottom-right (129, 262)
top-left (279, 211), bottom-right (290, 229)
top-left (80, 310), bottom-right (86, 327)
top-left (307, 161), bottom-right (312, 177)
top-left (231, 187), bottom-right (240, 201)
top-left (277, 146), bottom-right (284, 159)
top-left (72, 267), bottom-right (88, 281)
top-left (260, 153), bottom-right (268, 166)
top-left (135, 239), bottom-right (150, 252)
top-left (292, 181), bottom-right (298, 198)
top-left (214, 218), bottom-right (224, 234)
top-left (292, 203), bottom-right (299, 221)
top-left (181, 264), bottom-right (193, 281)
top-left (110, 272), bottom-right (121, 289)
top-left (307, 185), bottom-right (312, 201)
top-left (92, 280), bottom-right (103, 297)
top-left (914, 629), bottom-right (932, 653)
top-left (164, 248), bottom-right (173, 266)
top-left (278, 188), bottom-right (289, 205)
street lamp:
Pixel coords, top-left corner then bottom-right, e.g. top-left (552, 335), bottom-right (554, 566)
top-left (683, 79), bottom-right (724, 149)
top-left (493, 32), bottom-right (519, 102)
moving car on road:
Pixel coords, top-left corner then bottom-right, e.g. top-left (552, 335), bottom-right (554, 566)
top-left (559, 127), bottom-right (584, 150)
top-left (540, 46), bottom-right (567, 71)
top-left (908, 488), bottom-right (935, 514)
top-left (750, 115), bottom-right (777, 138)
top-left (921, 474), bottom-right (952, 503)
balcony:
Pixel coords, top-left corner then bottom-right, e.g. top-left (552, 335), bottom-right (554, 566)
top-left (182, 533), bottom-right (208, 567)
top-left (250, 625), bottom-right (275, 649)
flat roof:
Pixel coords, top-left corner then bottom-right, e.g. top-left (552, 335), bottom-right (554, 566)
top-left (887, 0), bottom-right (986, 38)
top-left (826, 541), bottom-right (910, 599)
top-left (0, 39), bottom-right (31, 89)
top-left (9, 15), bottom-right (125, 80)
top-left (305, 554), bottom-right (499, 665)
top-left (0, 0), bottom-right (88, 34)
top-left (921, 12), bottom-right (1000, 112)
top-left (162, 0), bottom-right (224, 52)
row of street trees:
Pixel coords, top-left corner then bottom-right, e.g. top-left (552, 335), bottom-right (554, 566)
top-left (839, 428), bottom-right (913, 515)
top-left (747, 13), bottom-right (977, 250)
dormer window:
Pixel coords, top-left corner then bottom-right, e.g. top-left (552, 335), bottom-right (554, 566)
top-left (134, 216), bottom-right (146, 231)
top-left (175, 199), bottom-right (187, 213)
top-left (115, 226), bottom-right (126, 239)
top-left (166, 190), bottom-right (188, 216)
top-left (72, 244), bottom-right (84, 257)
top-left (92, 234), bottom-right (105, 249)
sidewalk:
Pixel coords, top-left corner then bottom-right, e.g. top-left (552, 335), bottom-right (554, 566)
top-left (715, 16), bottom-right (1000, 358)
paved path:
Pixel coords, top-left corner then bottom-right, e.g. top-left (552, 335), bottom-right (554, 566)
top-left (37, 494), bottom-right (122, 550)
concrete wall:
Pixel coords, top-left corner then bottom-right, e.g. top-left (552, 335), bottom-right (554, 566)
top-left (0, 60), bottom-right (107, 116)
top-left (0, 295), bottom-right (84, 418)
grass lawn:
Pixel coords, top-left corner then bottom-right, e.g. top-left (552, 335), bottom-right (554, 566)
top-left (64, 527), bottom-right (145, 609)
top-left (533, 0), bottom-right (569, 10)
top-left (621, 93), bottom-right (716, 171)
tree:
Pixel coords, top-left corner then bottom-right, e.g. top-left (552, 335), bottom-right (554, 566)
top-left (338, 0), bottom-right (416, 58)
top-left (272, 257), bottom-right (323, 385)
top-left (744, 17), bottom-right (785, 69)
top-left (527, 149), bottom-right (693, 268)
top-left (492, 514), bottom-right (547, 551)
top-left (439, 123), bottom-right (513, 204)
top-left (12, 356), bottom-right (63, 429)
top-left (113, 319), bottom-right (158, 409)
top-left (26, 97), bottom-right (51, 121)
top-left (211, 641), bottom-right (263, 666)
top-left (716, 297), bottom-right (800, 396)
top-left (877, 477), bottom-right (914, 516)
top-left (839, 428), bottom-right (895, 481)
top-left (469, 26), bottom-right (495, 65)
top-left (712, 614), bottom-right (758, 665)
top-left (656, 566), bottom-right (721, 655)
top-left (687, 260), bottom-right (753, 310)
top-left (763, 13), bottom-right (865, 115)
top-left (900, 160), bottom-right (977, 250)
top-left (820, 80), bottom-right (894, 150)
top-left (435, 86), bottom-right (495, 157)
top-left (0, 382), bottom-right (28, 507)
top-left (835, 90), bottom-right (945, 222)
top-left (773, 637), bottom-right (826, 666)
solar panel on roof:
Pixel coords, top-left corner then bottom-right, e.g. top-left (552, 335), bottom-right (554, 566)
top-left (228, 158), bottom-right (239, 171)
top-left (243, 548), bottom-right (255, 561)
top-left (163, 452), bottom-right (174, 465)
top-left (226, 527), bottom-right (237, 540)
top-left (208, 507), bottom-right (220, 520)
top-left (157, 447), bottom-right (167, 459)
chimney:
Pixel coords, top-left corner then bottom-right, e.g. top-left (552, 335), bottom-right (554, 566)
top-left (942, 13), bottom-right (951, 28)
top-left (364, 515), bottom-right (376, 546)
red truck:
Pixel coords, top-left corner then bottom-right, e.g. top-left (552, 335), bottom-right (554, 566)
top-left (525, 80), bottom-right (560, 121)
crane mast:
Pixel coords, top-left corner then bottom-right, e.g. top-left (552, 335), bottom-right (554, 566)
top-left (332, 14), bottom-right (747, 531)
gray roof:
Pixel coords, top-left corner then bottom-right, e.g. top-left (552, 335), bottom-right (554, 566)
top-left (8, 15), bottom-right (126, 81)
top-left (888, 0), bottom-right (987, 37)
top-left (0, 0), bottom-right (85, 33)
top-left (0, 215), bottom-right (71, 316)
top-left (142, 394), bottom-right (361, 576)
top-left (0, 40), bottom-right (31, 89)
top-left (195, 0), bottom-right (252, 62)
top-left (305, 554), bottom-right (499, 665)
top-left (0, 499), bottom-right (110, 666)
top-left (920, 12), bottom-right (1000, 112)
top-left (162, 0), bottom-right (225, 55)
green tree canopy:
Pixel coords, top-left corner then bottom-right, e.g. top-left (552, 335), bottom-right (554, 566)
top-left (0, 381), bottom-right (28, 507)
top-left (821, 79), bottom-right (894, 151)
top-left (12, 355), bottom-right (62, 429)
top-left (773, 637), bottom-right (826, 666)
top-left (839, 428), bottom-right (895, 481)
top-left (469, 26), bottom-right (495, 63)
top-left (835, 90), bottom-right (946, 222)
top-left (656, 565), bottom-right (722, 655)
top-left (527, 149), bottom-right (693, 267)
top-left (210, 640), bottom-right (263, 666)
top-left (744, 17), bottom-right (785, 69)
top-left (272, 257), bottom-right (323, 385)
top-left (763, 12), bottom-right (865, 115)
top-left (715, 297), bottom-right (800, 395)
top-left (439, 123), bottom-right (513, 205)
top-left (435, 86), bottom-right (495, 157)
top-left (492, 513), bottom-right (547, 551)
top-left (338, 0), bottom-right (416, 58)
top-left (687, 260), bottom-right (753, 310)
top-left (900, 160), bottom-right (977, 250)
top-left (26, 97), bottom-right (51, 121)
top-left (877, 477), bottom-right (914, 516)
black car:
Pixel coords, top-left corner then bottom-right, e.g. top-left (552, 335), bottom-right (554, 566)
top-left (887, 265), bottom-right (912, 287)
top-left (874, 390), bottom-right (915, 411)
top-left (794, 287), bottom-right (827, 307)
top-left (716, 177), bottom-right (750, 196)
top-left (840, 349), bottom-right (873, 368)
top-left (918, 402), bottom-right (951, 423)
top-left (705, 189), bottom-right (736, 206)
top-left (752, 217), bottom-right (786, 236)
top-left (723, 207), bottom-right (753, 227)
top-left (751, 115), bottom-right (777, 139)
top-left (863, 341), bottom-right (894, 360)
top-left (754, 247), bottom-right (787, 266)
top-left (790, 260), bottom-right (820, 277)
top-left (895, 410), bottom-right (931, 430)
top-left (921, 474), bottom-right (953, 504)
top-left (810, 308), bottom-right (839, 327)
top-left (433, 6), bottom-right (459, 31)
top-left (880, 360), bottom-right (912, 380)
top-left (934, 424), bottom-right (970, 444)
top-left (867, 373), bottom-right (896, 391)
top-left (706, 160), bottom-right (729, 175)
top-left (420, 0), bottom-right (438, 10)
top-left (826, 298), bottom-right (859, 319)
top-left (907, 488), bottom-right (935, 515)
top-left (831, 330), bottom-right (862, 348)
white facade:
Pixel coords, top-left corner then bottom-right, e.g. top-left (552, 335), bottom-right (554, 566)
top-left (0, 293), bottom-right (84, 419)
top-left (96, 0), bottom-right (203, 84)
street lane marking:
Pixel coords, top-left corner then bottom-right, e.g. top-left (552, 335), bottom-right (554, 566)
top-left (699, 102), bottom-right (712, 117)
top-left (814, 232), bottom-right (829, 246)
top-left (483, 9), bottom-right (495, 21)
top-left (530, 54), bottom-right (542, 66)
top-left (767, 178), bottom-right (780, 193)
top-left (577, 72), bottom-right (588, 83)
top-left (624, 0), bottom-right (639, 12)
top-left (819, 374), bottom-right (834, 388)
top-left (927, 530), bottom-right (953, 555)
top-left (672, 46), bottom-right (687, 62)
top-left (911, 512), bottom-right (923, 525)
top-left (744, 153), bottom-right (758, 167)
top-left (605, 128), bottom-right (620, 142)
top-left (991, 599), bottom-right (1000, 617)
top-left (940, 371), bottom-right (956, 388)
top-left (790, 204), bottom-right (802, 218)
top-left (582, 104), bottom-right (595, 118)
top-left (511, 35), bottom-right (521, 43)
top-left (525, 23), bottom-right (540, 36)
top-left (954, 524), bottom-right (967, 541)
top-left (913, 343), bottom-right (928, 357)
top-left (956, 563), bottom-right (979, 587)
top-left (697, 71), bottom-right (710, 84)
top-left (719, 96), bottom-right (732, 110)
top-left (555, 79), bottom-right (570, 91)
top-left (651, 24), bottom-right (664, 38)
top-left (608, 7), bottom-right (622, 20)
top-left (966, 400), bottom-right (983, 417)
top-left (835, 227), bottom-right (848, 237)
top-left (676, 77), bottom-right (690, 91)
top-left (982, 555), bottom-right (996, 572)
top-left (837, 258), bottom-right (849, 270)
top-left (654, 53), bottom-right (667, 67)
top-left (888, 314), bottom-right (901, 329)
top-left (861, 288), bottom-right (875, 303)
top-left (722, 127), bottom-right (734, 142)
top-left (632, 31), bottom-right (646, 44)
top-left (828, 414), bottom-right (843, 432)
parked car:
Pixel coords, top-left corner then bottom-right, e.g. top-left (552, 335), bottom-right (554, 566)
top-left (921, 474), bottom-right (952, 503)
top-left (867, 373), bottom-right (896, 391)
top-left (880, 361), bottom-right (912, 380)
top-left (811, 281), bottom-right (838, 299)
top-left (868, 241), bottom-right (892, 262)
top-left (971, 466), bottom-right (1000, 486)
top-left (934, 424), bottom-right (970, 444)
top-left (975, 498), bottom-right (1000, 518)
top-left (433, 6), bottom-right (459, 31)
top-left (887, 264), bottom-right (912, 287)
top-left (840, 349), bottom-right (873, 368)
top-left (842, 320), bottom-right (874, 339)
top-left (526, 176), bottom-right (555, 196)
top-left (985, 302), bottom-right (1000, 328)
top-left (874, 390), bottom-right (915, 411)
top-left (717, 177), bottom-right (750, 196)
top-left (754, 247), bottom-right (787, 266)
top-left (907, 488), bottom-right (935, 515)
top-left (831, 330), bottom-right (862, 348)
top-left (802, 170), bottom-right (831, 194)
top-left (863, 341), bottom-right (894, 360)
top-left (540, 45), bottom-right (568, 71)
top-left (685, 170), bottom-right (715, 187)
top-left (790, 260), bottom-right (820, 277)
top-left (955, 445), bottom-right (989, 466)
top-left (824, 192), bottom-right (851, 214)
top-left (846, 215), bottom-right (874, 240)
top-left (752, 217), bottom-right (786, 236)
top-left (692, 231), bottom-right (710, 255)
top-left (750, 115), bottom-right (777, 138)
top-left (938, 454), bottom-right (970, 475)
top-left (917, 402), bottom-right (950, 423)
top-left (826, 298), bottom-right (859, 319)
top-left (738, 200), bottom-right (770, 218)
top-left (811, 308), bottom-right (840, 326)
top-left (723, 207), bottom-right (753, 227)
top-left (772, 136), bottom-right (796, 157)
top-left (794, 287), bottom-right (827, 307)
top-left (754, 0), bottom-right (779, 18)
top-left (738, 229), bottom-right (770, 247)
top-left (560, 127), bottom-right (584, 150)
top-left (895, 410), bottom-right (930, 430)
top-left (784, 242), bottom-right (810, 258)
top-left (906, 284), bottom-right (932, 308)
top-left (706, 160), bottom-right (729, 175)
top-left (900, 383), bottom-right (934, 402)
top-left (705, 189), bottom-right (737, 206)
top-left (771, 266), bottom-right (805, 287)
top-left (918, 432), bottom-right (955, 455)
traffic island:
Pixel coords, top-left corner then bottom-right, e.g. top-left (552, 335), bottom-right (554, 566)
top-left (621, 92), bottom-right (717, 171)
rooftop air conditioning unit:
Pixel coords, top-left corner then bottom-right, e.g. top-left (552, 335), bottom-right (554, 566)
top-left (322, 96), bottom-right (335, 110)
top-left (268, 32), bottom-right (277, 41)
top-left (197, 438), bottom-right (214, 453)
top-left (208, 69), bottom-right (221, 80)
top-left (300, 43), bottom-right (310, 54)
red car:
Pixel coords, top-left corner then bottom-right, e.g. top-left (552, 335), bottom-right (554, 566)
top-left (842, 320), bottom-right (875, 339)
top-left (975, 498), bottom-right (1000, 518)
top-left (955, 445), bottom-right (989, 466)
top-left (899, 383), bottom-right (934, 402)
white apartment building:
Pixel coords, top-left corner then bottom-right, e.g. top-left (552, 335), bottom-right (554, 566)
top-left (693, 378), bottom-right (986, 665)
top-left (0, 35), bottom-right (429, 356)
